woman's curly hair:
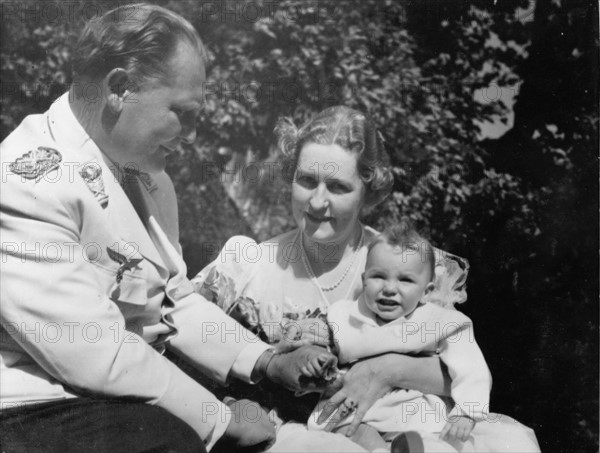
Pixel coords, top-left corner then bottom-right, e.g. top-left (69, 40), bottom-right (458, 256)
top-left (275, 106), bottom-right (394, 207)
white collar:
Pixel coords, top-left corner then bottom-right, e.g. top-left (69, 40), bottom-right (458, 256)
top-left (47, 92), bottom-right (106, 164)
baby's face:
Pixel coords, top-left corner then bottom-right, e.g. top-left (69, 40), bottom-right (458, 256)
top-left (362, 242), bottom-right (434, 324)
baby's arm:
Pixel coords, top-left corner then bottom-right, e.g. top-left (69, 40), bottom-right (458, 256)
top-left (438, 310), bottom-right (492, 441)
top-left (442, 318), bottom-right (491, 417)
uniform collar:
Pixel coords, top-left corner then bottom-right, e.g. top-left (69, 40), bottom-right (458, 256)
top-left (47, 92), bottom-right (105, 164)
top-left (47, 92), bottom-right (167, 271)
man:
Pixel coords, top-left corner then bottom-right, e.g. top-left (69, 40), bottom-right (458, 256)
top-left (0, 4), bottom-right (331, 451)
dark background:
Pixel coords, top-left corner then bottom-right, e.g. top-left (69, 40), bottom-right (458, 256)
top-left (1, 1), bottom-right (598, 451)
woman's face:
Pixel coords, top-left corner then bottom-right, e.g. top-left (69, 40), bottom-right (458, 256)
top-left (292, 143), bottom-right (365, 245)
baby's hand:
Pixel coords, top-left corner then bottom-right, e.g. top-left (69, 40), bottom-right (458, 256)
top-left (296, 365), bottom-right (344, 398)
top-left (300, 349), bottom-right (337, 379)
top-left (440, 415), bottom-right (475, 442)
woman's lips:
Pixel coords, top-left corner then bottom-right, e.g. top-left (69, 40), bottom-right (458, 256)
top-left (305, 212), bottom-right (333, 223)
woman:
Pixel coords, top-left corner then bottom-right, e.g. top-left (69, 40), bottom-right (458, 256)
top-left (194, 106), bottom-right (540, 452)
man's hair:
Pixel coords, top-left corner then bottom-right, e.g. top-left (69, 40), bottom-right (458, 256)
top-left (368, 220), bottom-right (436, 282)
top-left (72, 3), bottom-right (206, 86)
top-left (275, 106), bottom-right (394, 208)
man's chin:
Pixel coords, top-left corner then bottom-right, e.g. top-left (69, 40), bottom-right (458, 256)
top-left (140, 157), bottom-right (167, 174)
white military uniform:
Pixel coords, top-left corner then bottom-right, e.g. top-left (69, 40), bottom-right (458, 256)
top-left (0, 93), bottom-right (270, 450)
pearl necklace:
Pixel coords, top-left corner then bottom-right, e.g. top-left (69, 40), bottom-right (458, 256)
top-left (300, 228), bottom-right (365, 293)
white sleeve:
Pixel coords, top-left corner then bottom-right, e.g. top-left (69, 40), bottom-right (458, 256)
top-left (440, 319), bottom-right (492, 421)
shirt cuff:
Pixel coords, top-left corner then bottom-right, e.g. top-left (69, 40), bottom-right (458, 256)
top-left (229, 341), bottom-right (272, 383)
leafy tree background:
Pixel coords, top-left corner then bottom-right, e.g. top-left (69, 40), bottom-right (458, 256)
top-left (1, 0), bottom-right (597, 451)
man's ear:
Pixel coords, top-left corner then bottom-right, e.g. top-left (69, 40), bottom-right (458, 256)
top-left (105, 68), bottom-right (130, 114)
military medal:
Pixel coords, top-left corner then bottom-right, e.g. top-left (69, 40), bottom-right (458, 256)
top-left (9, 146), bottom-right (62, 181)
top-left (79, 162), bottom-right (109, 208)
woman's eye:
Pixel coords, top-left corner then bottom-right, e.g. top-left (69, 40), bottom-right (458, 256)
top-left (327, 182), bottom-right (349, 194)
top-left (296, 175), bottom-right (317, 188)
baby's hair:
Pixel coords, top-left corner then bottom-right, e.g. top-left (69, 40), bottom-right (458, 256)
top-left (368, 220), bottom-right (436, 282)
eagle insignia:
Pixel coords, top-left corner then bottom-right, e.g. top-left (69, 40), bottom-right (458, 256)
top-left (9, 147), bottom-right (62, 181)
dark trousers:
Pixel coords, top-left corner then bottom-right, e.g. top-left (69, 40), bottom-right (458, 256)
top-left (0, 398), bottom-right (206, 453)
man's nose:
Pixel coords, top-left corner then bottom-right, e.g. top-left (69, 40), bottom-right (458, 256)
top-left (180, 113), bottom-right (198, 144)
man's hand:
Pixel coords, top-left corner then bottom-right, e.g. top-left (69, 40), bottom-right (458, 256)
top-left (275, 317), bottom-right (331, 353)
top-left (440, 415), bottom-right (475, 442)
top-left (266, 345), bottom-right (337, 392)
top-left (284, 317), bottom-right (331, 347)
top-left (214, 398), bottom-right (276, 451)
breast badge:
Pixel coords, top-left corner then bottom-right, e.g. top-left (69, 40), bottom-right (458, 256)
top-left (9, 146), bottom-right (62, 181)
top-left (79, 162), bottom-right (109, 208)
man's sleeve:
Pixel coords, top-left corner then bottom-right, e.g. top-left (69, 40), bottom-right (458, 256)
top-left (1, 179), bottom-right (231, 450)
top-left (164, 290), bottom-right (271, 384)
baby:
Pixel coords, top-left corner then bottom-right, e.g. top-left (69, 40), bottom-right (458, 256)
top-left (305, 222), bottom-right (492, 453)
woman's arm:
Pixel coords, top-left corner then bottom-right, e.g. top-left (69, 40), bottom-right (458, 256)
top-left (317, 353), bottom-right (451, 435)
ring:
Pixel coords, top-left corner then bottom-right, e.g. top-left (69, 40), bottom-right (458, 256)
top-left (341, 399), bottom-right (357, 414)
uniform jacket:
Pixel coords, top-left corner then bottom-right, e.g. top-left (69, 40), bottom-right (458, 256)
top-left (0, 93), bottom-right (269, 449)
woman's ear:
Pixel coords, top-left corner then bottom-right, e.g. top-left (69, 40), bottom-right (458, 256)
top-left (105, 68), bottom-right (130, 114)
top-left (361, 187), bottom-right (384, 212)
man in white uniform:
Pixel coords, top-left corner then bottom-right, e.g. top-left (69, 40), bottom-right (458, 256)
top-left (0, 4), bottom-right (330, 452)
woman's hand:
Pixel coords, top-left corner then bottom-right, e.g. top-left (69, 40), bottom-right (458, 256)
top-left (316, 355), bottom-right (394, 436)
top-left (214, 398), bottom-right (276, 452)
top-left (316, 353), bottom-right (451, 436)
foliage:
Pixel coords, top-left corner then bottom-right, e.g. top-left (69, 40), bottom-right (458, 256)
top-left (1, 0), bottom-right (597, 451)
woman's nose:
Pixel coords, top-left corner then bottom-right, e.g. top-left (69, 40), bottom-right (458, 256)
top-left (309, 183), bottom-right (329, 210)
